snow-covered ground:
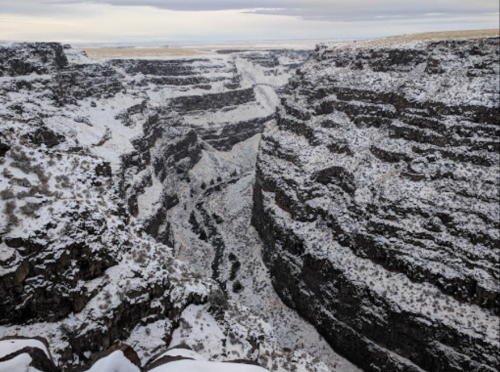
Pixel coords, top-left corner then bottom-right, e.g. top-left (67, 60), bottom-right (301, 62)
top-left (164, 132), bottom-right (361, 372)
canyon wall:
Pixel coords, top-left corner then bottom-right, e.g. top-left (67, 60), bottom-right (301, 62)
top-left (252, 36), bottom-right (500, 371)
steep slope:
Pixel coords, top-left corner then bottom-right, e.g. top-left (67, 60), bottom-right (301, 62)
top-left (0, 42), bottom-right (220, 370)
top-left (252, 36), bottom-right (500, 371)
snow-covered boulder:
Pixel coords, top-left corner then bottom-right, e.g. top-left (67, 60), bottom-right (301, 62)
top-left (145, 347), bottom-right (269, 372)
top-left (0, 336), bottom-right (58, 372)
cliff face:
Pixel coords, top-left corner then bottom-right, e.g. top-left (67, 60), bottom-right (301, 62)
top-left (112, 49), bottom-right (303, 250)
top-left (252, 36), bottom-right (499, 371)
top-left (0, 42), bottom-right (68, 77)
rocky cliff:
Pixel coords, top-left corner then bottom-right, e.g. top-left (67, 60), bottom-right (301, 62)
top-left (252, 36), bottom-right (499, 371)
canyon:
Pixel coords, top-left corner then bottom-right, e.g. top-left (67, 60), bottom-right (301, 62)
top-left (0, 31), bottom-right (498, 372)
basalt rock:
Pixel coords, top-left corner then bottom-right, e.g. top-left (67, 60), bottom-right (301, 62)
top-left (253, 36), bottom-right (500, 371)
top-left (0, 139), bottom-right (10, 157)
top-left (0, 158), bottom-right (123, 324)
top-left (201, 115), bottom-right (272, 151)
top-left (0, 42), bottom-right (67, 77)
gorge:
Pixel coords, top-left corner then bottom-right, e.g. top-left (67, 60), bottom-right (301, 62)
top-left (0, 31), bottom-right (498, 372)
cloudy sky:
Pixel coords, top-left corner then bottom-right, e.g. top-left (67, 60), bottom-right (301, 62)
top-left (0, 0), bottom-right (498, 44)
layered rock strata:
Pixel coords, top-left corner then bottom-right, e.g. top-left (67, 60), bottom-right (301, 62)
top-left (252, 36), bottom-right (500, 371)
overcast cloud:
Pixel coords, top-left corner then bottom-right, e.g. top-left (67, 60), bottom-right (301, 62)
top-left (0, 0), bottom-right (498, 43)
top-left (4, 0), bottom-right (499, 21)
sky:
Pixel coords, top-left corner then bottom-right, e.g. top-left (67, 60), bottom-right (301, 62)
top-left (0, 0), bottom-right (498, 44)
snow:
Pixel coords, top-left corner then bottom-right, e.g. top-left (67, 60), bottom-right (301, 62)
top-left (86, 351), bottom-right (140, 372)
top-left (126, 320), bottom-right (172, 362)
top-left (150, 360), bottom-right (269, 372)
top-left (168, 305), bottom-right (226, 358)
top-left (0, 339), bottom-right (50, 359)
top-left (235, 57), bottom-right (289, 88)
top-left (64, 48), bottom-right (100, 65)
top-left (137, 175), bottom-right (163, 219)
top-left (160, 348), bottom-right (207, 360)
top-left (43, 93), bottom-right (146, 169)
top-left (0, 353), bottom-right (42, 372)
top-left (0, 73), bottom-right (51, 84)
top-left (0, 243), bottom-right (16, 262)
top-left (0, 243), bottom-right (20, 276)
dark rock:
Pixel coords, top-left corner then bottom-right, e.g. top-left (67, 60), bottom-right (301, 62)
top-left (169, 88), bottom-right (255, 112)
top-left (0, 42), bottom-right (67, 77)
top-left (201, 115), bottom-right (271, 151)
top-left (0, 211), bottom-right (119, 324)
top-left (30, 127), bottom-right (65, 148)
top-left (0, 138), bottom-right (10, 157)
top-left (95, 162), bottom-right (112, 177)
top-left (253, 36), bottom-right (500, 372)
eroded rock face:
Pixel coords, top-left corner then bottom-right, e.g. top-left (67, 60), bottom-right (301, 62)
top-left (114, 50), bottom-right (309, 250)
top-left (253, 37), bottom-right (499, 371)
top-left (0, 43), bottom-right (220, 370)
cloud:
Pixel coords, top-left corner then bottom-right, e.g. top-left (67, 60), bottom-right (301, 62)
top-left (40, 0), bottom-right (499, 22)
top-left (2, 0), bottom-right (498, 22)
top-left (0, 0), bottom-right (497, 43)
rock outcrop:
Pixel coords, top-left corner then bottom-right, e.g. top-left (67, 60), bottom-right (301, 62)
top-left (113, 49), bottom-right (306, 253)
top-left (0, 43), bottom-right (228, 369)
top-left (252, 36), bottom-right (500, 371)
top-left (0, 42), bottom-right (68, 77)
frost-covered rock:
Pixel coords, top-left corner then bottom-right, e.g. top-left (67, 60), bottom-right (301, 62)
top-left (0, 42), bottom-right (67, 77)
top-left (252, 36), bottom-right (500, 371)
